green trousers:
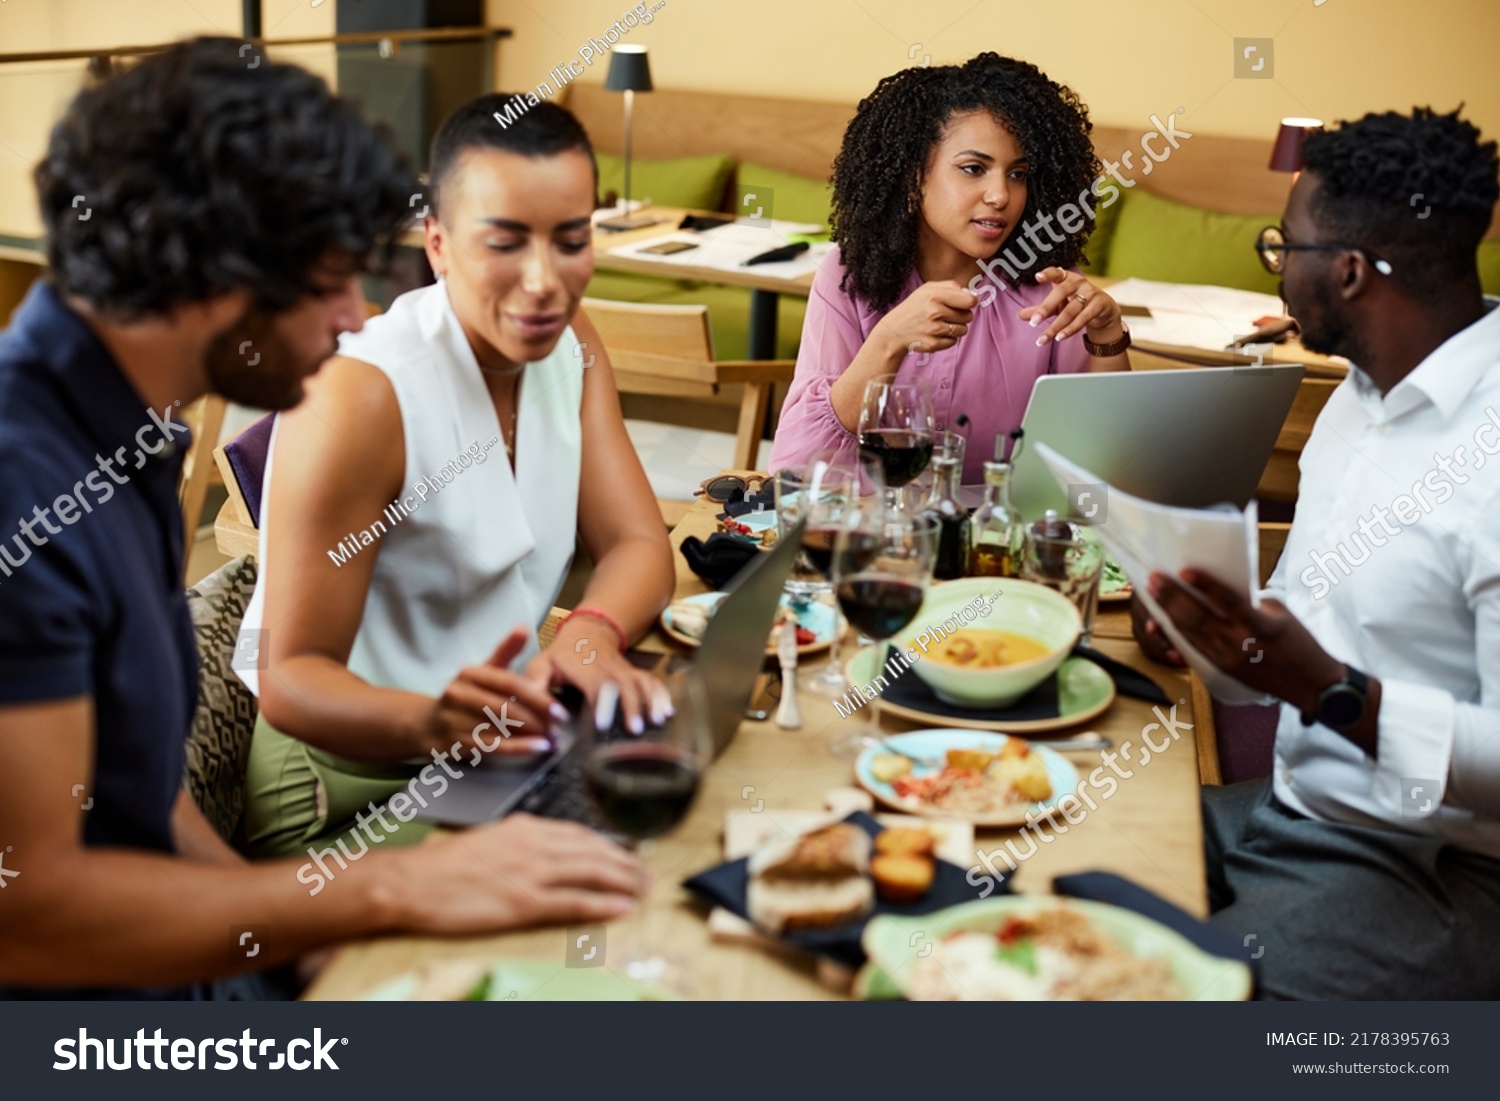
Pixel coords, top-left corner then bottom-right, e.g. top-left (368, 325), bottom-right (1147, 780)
top-left (242, 712), bottom-right (434, 860)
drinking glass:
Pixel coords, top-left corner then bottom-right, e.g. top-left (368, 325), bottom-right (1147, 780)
top-left (580, 671), bottom-right (713, 994)
top-left (775, 456), bottom-right (884, 697)
top-left (582, 670), bottom-right (711, 847)
top-left (1021, 525), bottom-right (1107, 645)
top-left (856, 376), bottom-right (935, 515)
top-left (827, 513), bottom-right (939, 761)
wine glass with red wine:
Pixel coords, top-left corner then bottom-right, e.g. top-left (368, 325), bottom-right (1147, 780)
top-left (827, 513), bottom-right (939, 761)
top-left (857, 376), bottom-right (935, 515)
top-left (774, 455), bottom-right (885, 697)
top-left (582, 672), bottom-right (712, 845)
top-left (580, 672), bottom-right (713, 994)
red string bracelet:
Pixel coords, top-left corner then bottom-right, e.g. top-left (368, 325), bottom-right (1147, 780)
top-left (560, 607), bottom-right (628, 652)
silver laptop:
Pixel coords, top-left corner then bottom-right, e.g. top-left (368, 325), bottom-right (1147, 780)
top-left (1006, 364), bottom-right (1305, 518)
top-left (413, 519), bottom-right (804, 827)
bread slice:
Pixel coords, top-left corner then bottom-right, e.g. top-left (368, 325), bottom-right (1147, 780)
top-left (750, 822), bottom-right (870, 882)
top-left (747, 875), bottom-right (875, 934)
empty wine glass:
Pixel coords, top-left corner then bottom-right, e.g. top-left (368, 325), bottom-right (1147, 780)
top-left (827, 512), bottom-right (939, 761)
top-left (857, 376), bottom-right (935, 515)
top-left (1021, 516), bottom-right (1106, 645)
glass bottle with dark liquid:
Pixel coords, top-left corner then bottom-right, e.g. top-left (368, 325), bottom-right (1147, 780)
top-left (921, 449), bottom-right (969, 580)
top-left (969, 457), bottom-right (1023, 577)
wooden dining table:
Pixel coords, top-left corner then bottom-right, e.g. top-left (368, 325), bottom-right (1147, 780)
top-left (304, 479), bottom-right (1206, 1000)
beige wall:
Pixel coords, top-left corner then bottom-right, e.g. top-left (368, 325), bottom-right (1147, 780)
top-left (488, 0), bottom-right (1500, 149)
top-left (0, 0), bottom-right (335, 239)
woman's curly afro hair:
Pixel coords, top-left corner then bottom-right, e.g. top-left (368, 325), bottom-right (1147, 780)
top-left (830, 53), bottom-right (1100, 312)
top-left (34, 36), bottom-right (417, 319)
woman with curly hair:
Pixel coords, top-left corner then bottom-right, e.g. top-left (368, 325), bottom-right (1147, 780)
top-left (769, 53), bottom-right (1131, 483)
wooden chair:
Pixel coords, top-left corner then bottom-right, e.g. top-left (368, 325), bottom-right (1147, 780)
top-left (1256, 376), bottom-right (1340, 504)
top-left (211, 415), bottom-right (272, 561)
top-left (177, 393), bottom-right (229, 570)
top-left (581, 297), bottom-right (796, 525)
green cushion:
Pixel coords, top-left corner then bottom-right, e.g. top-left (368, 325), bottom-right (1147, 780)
top-left (1479, 238), bottom-right (1500, 297)
top-left (1079, 187), bottom-right (1125, 273)
top-left (1102, 187), bottom-right (1280, 295)
top-left (594, 151), bottom-right (734, 212)
top-left (732, 162), bottom-right (832, 232)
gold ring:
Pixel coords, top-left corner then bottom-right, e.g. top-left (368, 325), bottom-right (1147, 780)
top-left (1072, 292), bottom-right (1090, 306)
top-left (947, 322), bottom-right (957, 337)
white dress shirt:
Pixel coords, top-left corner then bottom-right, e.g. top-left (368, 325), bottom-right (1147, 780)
top-left (1262, 303), bottom-right (1500, 858)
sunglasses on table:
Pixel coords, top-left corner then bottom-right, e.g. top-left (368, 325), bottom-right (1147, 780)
top-left (694, 474), bottom-right (769, 503)
top-left (1255, 225), bottom-right (1394, 276)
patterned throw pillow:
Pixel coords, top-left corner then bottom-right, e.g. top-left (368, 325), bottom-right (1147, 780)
top-left (184, 555), bottom-right (261, 845)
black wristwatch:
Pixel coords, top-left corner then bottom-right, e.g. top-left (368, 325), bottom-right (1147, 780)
top-left (1300, 665), bottom-right (1371, 729)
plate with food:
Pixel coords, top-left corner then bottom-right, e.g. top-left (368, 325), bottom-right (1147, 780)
top-left (856, 730), bottom-right (1078, 828)
top-left (681, 813), bottom-right (996, 968)
top-left (660, 591), bottom-right (836, 656)
top-left (1098, 555), bottom-right (1133, 603)
top-left (845, 645), bottom-right (1116, 734)
top-left (857, 896), bottom-right (1252, 1001)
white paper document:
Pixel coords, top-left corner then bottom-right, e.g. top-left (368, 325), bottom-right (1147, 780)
top-left (1034, 442), bottom-right (1269, 704)
top-left (1106, 277), bottom-right (1287, 352)
top-left (608, 222), bottom-right (832, 279)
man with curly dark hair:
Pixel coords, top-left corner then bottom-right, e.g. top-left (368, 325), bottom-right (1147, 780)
top-left (0, 39), bottom-right (645, 1001)
top-left (1137, 107), bottom-right (1500, 998)
top-left (770, 53), bottom-right (1130, 484)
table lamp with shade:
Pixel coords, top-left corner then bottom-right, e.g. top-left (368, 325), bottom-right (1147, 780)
top-left (601, 45), bottom-right (657, 230)
top-left (1269, 117), bottom-right (1323, 178)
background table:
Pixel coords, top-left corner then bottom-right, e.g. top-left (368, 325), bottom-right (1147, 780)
top-left (304, 480), bottom-right (1205, 1000)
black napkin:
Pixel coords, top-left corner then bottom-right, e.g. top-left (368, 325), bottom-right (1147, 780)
top-left (877, 643), bottom-right (1169, 724)
top-left (683, 811), bottom-right (1009, 969)
top-left (1071, 644), bottom-right (1172, 705)
top-left (1052, 871), bottom-right (1258, 971)
top-left (679, 533), bottom-right (760, 590)
top-left (719, 487), bottom-right (775, 518)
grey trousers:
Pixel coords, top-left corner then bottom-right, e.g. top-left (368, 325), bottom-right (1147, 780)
top-left (1203, 780), bottom-right (1500, 1000)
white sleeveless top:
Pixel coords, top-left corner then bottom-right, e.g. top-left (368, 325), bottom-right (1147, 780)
top-left (238, 281), bottom-right (583, 697)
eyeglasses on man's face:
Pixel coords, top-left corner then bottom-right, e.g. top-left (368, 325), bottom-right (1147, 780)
top-left (1255, 225), bottom-right (1394, 276)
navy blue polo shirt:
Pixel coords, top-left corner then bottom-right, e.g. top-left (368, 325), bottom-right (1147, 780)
top-left (0, 281), bottom-right (200, 993)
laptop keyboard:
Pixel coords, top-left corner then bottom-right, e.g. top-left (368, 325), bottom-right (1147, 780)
top-left (517, 749), bottom-right (612, 831)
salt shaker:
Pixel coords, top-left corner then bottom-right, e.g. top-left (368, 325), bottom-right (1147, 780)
top-left (775, 615), bottom-right (802, 729)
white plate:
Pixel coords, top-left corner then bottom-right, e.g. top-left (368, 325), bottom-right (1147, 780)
top-left (855, 729), bottom-right (1079, 828)
top-left (660, 591), bottom-right (838, 656)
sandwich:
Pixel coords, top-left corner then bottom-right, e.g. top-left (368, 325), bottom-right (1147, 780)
top-left (746, 823), bottom-right (874, 934)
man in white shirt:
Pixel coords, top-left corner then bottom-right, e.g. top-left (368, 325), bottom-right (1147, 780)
top-left (1136, 107), bottom-right (1500, 999)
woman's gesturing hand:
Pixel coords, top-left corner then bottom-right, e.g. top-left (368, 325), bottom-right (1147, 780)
top-left (1021, 268), bottom-right (1124, 346)
top-left (875, 279), bottom-right (978, 360)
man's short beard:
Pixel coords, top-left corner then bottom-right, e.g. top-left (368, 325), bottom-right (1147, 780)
top-left (203, 306), bottom-right (324, 410)
top-left (1295, 279), bottom-right (1367, 365)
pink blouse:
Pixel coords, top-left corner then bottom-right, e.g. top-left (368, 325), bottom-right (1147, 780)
top-left (769, 246), bottom-right (1090, 484)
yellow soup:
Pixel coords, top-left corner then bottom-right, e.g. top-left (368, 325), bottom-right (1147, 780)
top-left (926, 628), bottom-right (1051, 669)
